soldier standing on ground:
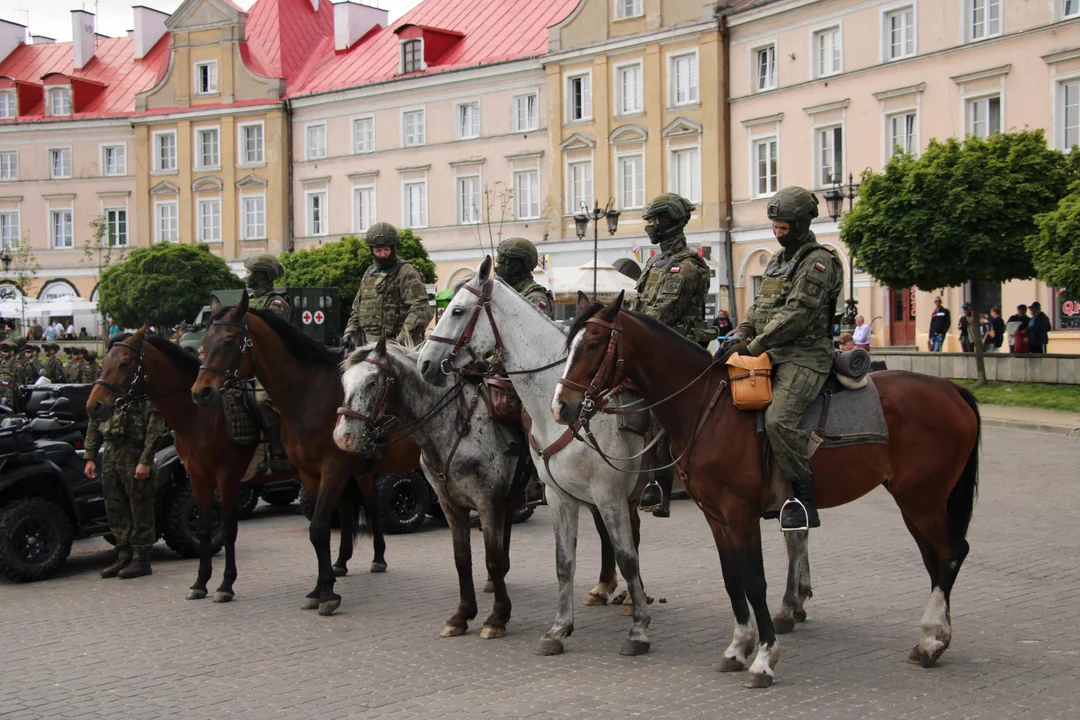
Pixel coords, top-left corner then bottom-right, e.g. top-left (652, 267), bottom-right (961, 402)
top-left (0, 342), bottom-right (19, 409)
top-left (71, 348), bottom-right (96, 384)
top-left (85, 350), bottom-right (102, 381)
top-left (40, 343), bottom-right (66, 383)
top-left (21, 344), bottom-right (41, 383)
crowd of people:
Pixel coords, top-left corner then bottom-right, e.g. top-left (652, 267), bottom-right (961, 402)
top-left (929, 297), bottom-right (1051, 354)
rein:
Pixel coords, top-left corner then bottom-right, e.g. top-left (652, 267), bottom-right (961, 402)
top-left (201, 316), bottom-right (324, 393)
top-left (94, 339), bottom-right (191, 409)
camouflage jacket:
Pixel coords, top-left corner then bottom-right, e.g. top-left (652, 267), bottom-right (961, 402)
top-left (84, 398), bottom-right (167, 465)
top-left (346, 261), bottom-right (433, 345)
top-left (736, 232), bottom-right (843, 373)
top-left (510, 276), bottom-right (554, 319)
top-left (71, 362), bottom-right (97, 384)
top-left (40, 356), bottom-right (66, 383)
top-left (249, 290), bottom-right (293, 321)
top-left (628, 236), bottom-right (715, 343)
top-left (22, 359), bottom-right (40, 383)
top-left (0, 360), bottom-right (17, 408)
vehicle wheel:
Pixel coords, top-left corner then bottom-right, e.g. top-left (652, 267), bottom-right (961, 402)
top-left (512, 504), bottom-right (535, 524)
top-left (236, 484), bottom-right (260, 520)
top-left (261, 485), bottom-right (300, 507)
top-left (162, 483), bottom-right (224, 558)
top-left (0, 497), bottom-right (74, 583)
top-left (376, 472), bottom-right (429, 534)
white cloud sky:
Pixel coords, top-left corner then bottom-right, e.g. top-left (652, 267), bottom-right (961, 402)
top-left (10, 0), bottom-right (421, 43)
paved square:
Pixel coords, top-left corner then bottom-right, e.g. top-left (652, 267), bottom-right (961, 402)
top-left (2, 427), bottom-right (1078, 719)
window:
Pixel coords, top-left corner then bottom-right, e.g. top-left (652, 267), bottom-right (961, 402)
top-left (888, 112), bottom-right (917, 155)
top-left (513, 92), bottom-right (539, 132)
top-left (817, 126), bottom-right (843, 186)
top-left (307, 191), bottom-right (328, 236)
top-left (967, 95), bottom-right (1001, 138)
top-left (1066, 0), bottom-right (1080, 18)
top-left (196, 127), bottom-right (220, 169)
top-left (671, 148), bottom-right (701, 202)
top-left (198, 199), bottom-right (221, 242)
top-left (671, 52), bottom-right (699, 106)
top-left (615, 0), bottom-right (643, 19)
top-left (884, 6), bottom-right (915, 60)
top-left (567, 160), bottom-right (593, 213)
top-left (402, 110), bottom-right (425, 147)
top-left (306, 124), bottom-right (327, 160)
top-left (49, 87), bottom-right (71, 116)
top-left (353, 117), bottom-right (374, 154)
top-left (1063, 80), bottom-right (1080, 150)
top-left (240, 123), bottom-right (264, 164)
top-left (617, 154), bottom-right (644, 210)
top-left (752, 137), bottom-right (778, 197)
top-left (0, 151), bottom-right (16, 181)
top-left (456, 102), bottom-right (481, 140)
top-left (615, 63), bottom-right (643, 116)
top-left (0, 92), bottom-right (15, 119)
top-left (353, 186), bottom-right (376, 232)
top-left (242, 196), bottom-right (265, 240)
top-left (0, 212), bottom-right (19, 248)
top-left (970, 0), bottom-right (1000, 40)
top-left (102, 145), bottom-right (126, 176)
top-left (458, 175), bottom-right (481, 224)
top-left (755, 45), bottom-right (777, 92)
top-left (105, 209), bottom-right (128, 247)
top-left (401, 39), bottom-right (424, 73)
top-left (567, 73), bottom-right (592, 122)
top-left (156, 202), bottom-right (178, 242)
top-left (194, 61), bottom-right (218, 95)
top-left (514, 169), bottom-right (540, 220)
top-left (814, 26), bottom-right (841, 77)
top-left (49, 148), bottom-right (71, 179)
top-left (154, 132), bottom-right (177, 172)
top-left (50, 209), bottom-right (73, 248)
top-left (403, 181), bottom-right (428, 228)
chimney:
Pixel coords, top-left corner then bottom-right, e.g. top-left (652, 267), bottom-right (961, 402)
top-left (32, 35), bottom-right (57, 44)
top-left (333, 1), bottom-right (387, 52)
top-left (0, 19), bottom-right (26, 64)
top-left (132, 6), bottom-right (169, 60)
top-left (71, 10), bottom-right (95, 69)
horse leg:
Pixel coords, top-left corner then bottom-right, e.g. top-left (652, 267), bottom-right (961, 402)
top-left (584, 505), bottom-right (618, 606)
top-left (711, 522), bottom-right (756, 674)
top-left (332, 486), bottom-right (355, 577)
top-left (360, 474), bottom-right (387, 574)
top-left (773, 530), bottom-right (812, 634)
top-left (440, 502), bottom-right (478, 637)
top-left (536, 485), bottom-right (579, 656)
top-left (479, 502), bottom-right (511, 639)
top-left (213, 473), bottom-right (240, 603)
top-left (305, 469), bottom-right (345, 616)
top-left (185, 473), bottom-right (215, 601)
top-left (615, 498), bottom-right (654, 614)
top-left (741, 520), bottom-right (781, 689)
top-left (594, 497), bottom-right (651, 656)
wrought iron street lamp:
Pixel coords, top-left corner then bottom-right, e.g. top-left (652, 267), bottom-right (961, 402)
top-left (824, 172), bottom-right (860, 329)
top-left (0, 247), bottom-right (27, 333)
top-left (574, 199), bottom-right (620, 298)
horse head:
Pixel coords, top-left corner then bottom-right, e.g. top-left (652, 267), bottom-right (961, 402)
top-left (552, 291), bottom-right (625, 425)
top-left (87, 324), bottom-right (150, 421)
top-left (335, 334), bottom-right (395, 457)
top-left (418, 255), bottom-right (500, 386)
top-left (191, 290), bottom-right (252, 409)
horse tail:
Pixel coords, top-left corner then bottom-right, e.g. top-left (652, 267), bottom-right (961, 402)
top-left (947, 384), bottom-right (980, 538)
top-left (343, 474), bottom-right (369, 549)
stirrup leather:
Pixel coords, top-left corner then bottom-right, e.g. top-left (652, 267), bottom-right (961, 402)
top-left (638, 479), bottom-right (664, 513)
top-left (779, 497), bottom-right (810, 533)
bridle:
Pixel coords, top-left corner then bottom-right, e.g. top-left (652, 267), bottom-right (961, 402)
top-left (556, 316), bottom-right (627, 421)
top-left (427, 275), bottom-right (504, 375)
top-left (335, 353), bottom-right (398, 452)
top-left (199, 317), bottom-right (255, 390)
top-left (93, 339), bottom-right (148, 408)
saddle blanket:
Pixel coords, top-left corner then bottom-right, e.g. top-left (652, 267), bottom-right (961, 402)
top-left (799, 376), bottom-right (888, 449)
top-left (221, 387), bottom-right (260, 446)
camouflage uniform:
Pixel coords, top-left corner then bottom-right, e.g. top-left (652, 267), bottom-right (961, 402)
top-left (728, 186), bottom-right (843, 530)
top-left (495, 238), bottom-right (554, 318)
top-left (0, 343), bottom-right (18, 410)
top-left (344, 223), bottom-right (433, 348)
top-left (85, 351), bottom-right (102, 381)
top-left (84, 399), bottom-right (168, 576)
top-left (71, 353), bottom-right (97, 384)
top-left (21, 346), bottom-right (41, 384)
top-left (40, 344), bottom-right (66, 383)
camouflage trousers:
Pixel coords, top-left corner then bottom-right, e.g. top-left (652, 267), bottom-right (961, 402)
top-left (765, 362), bottom-right (828, 485)
top-left (101, 446), bottom-right (155, 553)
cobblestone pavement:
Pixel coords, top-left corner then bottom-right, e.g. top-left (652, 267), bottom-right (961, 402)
top-left (2, 427), bottom-right (1079, 719)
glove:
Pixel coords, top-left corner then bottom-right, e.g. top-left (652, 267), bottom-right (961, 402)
top-left (734, 345), bottom-right (753, 356)
top-left (719, 333), bottom-right (746, 355)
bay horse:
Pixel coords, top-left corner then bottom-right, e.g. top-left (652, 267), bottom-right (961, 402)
top-left (552, 292), bottom-right (980, 688)
top-left (86, 327), bottom-right (362, 603)
top-left (192, 292), bottom-right (422, 615)
top-left (418, 257), bottom-right (653, 657)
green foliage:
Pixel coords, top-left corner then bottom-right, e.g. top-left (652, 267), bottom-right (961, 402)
top-left (97, 243), bottom-right (244, 329)
top-left (841, 130), bottom-right (1073, 290)
top-left (1032, 178), bottom-right (1080, 294)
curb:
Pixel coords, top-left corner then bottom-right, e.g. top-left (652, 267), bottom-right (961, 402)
top-left (982, 417), bottom-right (1080, 437)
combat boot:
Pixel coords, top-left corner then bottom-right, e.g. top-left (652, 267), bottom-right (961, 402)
top-left (258, 436), bottom-right (294, 476)
top-left (100, 548), bottom-right (132, 578)
top-left (639, 480), bottom-right (664, 514)
top-left (780, 476), bottom-right (821, 532)
top-left (118, 550), bottom-right (152, 579)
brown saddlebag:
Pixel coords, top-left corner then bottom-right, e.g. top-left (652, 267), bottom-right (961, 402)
top-left (483, 377), bottom-right (522, 425)
top-left (725, 353), bottom-right (773, 411)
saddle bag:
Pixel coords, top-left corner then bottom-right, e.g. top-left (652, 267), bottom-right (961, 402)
top-left (222, 387), bottom-right (260, 446)
top-left (483, 377), bottom-right (522, 425)
top-left (725, 354), bottom-right (773, 411)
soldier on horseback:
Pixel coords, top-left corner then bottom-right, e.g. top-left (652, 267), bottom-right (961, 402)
top-left (494, 238), bottom-right (553, 318)
top-left (721, 186), bottom-right (843, 531)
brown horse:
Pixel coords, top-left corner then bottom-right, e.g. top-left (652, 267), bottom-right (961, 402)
top-left (192, 292), bottom-right (422, 615)
top-left (86, 327), bottom-right (364, 603)
top-left (553, 294), bottom-right (980, 688)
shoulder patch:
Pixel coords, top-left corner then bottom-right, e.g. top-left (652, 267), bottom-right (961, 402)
top-left (538, 301), bottom-right (548, 309)
top-left (271, 299), bottom-right (282, 306)
top-left (669, 266), bottom-right (681, 273)
top-left (814, 262), bottom-right (826, 272)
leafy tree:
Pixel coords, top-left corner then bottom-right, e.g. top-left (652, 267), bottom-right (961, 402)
top-left (97, 243), bottom-right (244, 330)
top-left (1031, 152), bottom-right (1080, 295)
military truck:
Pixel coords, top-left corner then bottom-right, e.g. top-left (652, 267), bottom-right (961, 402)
top-left (181, 287), bottom-right (342, 353)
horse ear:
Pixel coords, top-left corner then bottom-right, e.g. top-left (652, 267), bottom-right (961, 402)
top-left (238, 289), bottom-right (250, 314)
top-left (375, 332), bottom-right (387, 356)
top-left (603, 290), bottom-right (625, 319)
top-left (209, 294), bottom-right (222, 316)
top-left (137, 323), bottom-right (149, 337)
top-left (479, 256), bottom-right (492, 282)
top-left (576, 291), bottom-right (592, 317)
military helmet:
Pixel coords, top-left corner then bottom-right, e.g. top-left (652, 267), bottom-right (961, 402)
top-left (365, 222), bottom-right (401, 248)
top-left (23, 344), bottom-right (38, 353)
top-left (0, 342), bottom-right (14, 352)
top-left (243, 254), bottom-right (285, 280)
top-left (496, 238), bottom-right (539, 270)
top-left (642, 193), bottom-right (696, 224)
top-left (766, 186), bottom-right (819, 224)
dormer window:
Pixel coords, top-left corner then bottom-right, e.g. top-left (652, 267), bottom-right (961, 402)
top-left (0, 92), bottom-right (15, 119)
top-left (194, 61), bottom-right (219, 95)
top-left (400, 39), bottom-right (424, 74)
top-left (49, 87), bottom-right (71, 116)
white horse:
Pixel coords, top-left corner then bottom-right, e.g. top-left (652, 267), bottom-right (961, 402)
top-left (417, 257), bottom-right (653, 656)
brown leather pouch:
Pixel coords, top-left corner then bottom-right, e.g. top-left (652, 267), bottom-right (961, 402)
top-left (725, 354), bottom-right (773, 411)
top-left (483, 377), bottom-right (522, 424)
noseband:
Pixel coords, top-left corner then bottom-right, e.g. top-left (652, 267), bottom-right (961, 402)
top-left (427, 276), bottom-right (505, 375)
top-left (93, 340), bottom-right (148, 407)
top-left (199, 318), bottom-right (255, 388)
top-left (336, 354), bottom-right (397, 452)
top-left (557, 316), bottom-right (626, 420)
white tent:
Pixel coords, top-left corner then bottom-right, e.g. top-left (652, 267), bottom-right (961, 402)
top-left (0, 298), bottom-right (42, 319)
top-left (552, 262), bottom-right (638, 303)
top-left (37, 298), bottom-right (99, 318)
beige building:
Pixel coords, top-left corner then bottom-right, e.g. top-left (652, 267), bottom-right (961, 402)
top-left (724, 0), bottom-right (1080, 352)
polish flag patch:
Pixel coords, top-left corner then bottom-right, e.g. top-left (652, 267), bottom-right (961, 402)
top-left (538, 301), bottom-right (548, 309)
top-left (814, 262), bottom-right (826, 272)
top-left (271, 299), bottom-right (282, 306)
top-left (669, 267), bottom-right (681, 273)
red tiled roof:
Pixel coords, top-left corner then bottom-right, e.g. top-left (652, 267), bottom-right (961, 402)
top-left (0, 35), bottom-right (170, 120)
top-left (244, 0), bottom-right (335, 89)
top-left (290, 0), bottom-right (580, 97)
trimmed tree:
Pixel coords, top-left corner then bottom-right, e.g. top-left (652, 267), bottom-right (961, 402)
top-left (1031, 151), bottom-right (1080, 295)
top-left (97, 243), bottom-right (244, 330)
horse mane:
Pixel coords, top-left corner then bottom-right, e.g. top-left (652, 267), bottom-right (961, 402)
top-left (145, 335), bottom-right (200, 375)
top-left (342, 341), bottom-right (418, 370)
top-left (211, 305), bottom-right (342, 367)
top-left (566, 304), bottom-right (711, 359)
top-left (109, 332), bottom-right (134, 347)
top-left (565, 302), bottom-right (604, 349)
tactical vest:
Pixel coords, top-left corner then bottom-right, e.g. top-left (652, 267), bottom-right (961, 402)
top-left (512, 277), bottom-right (554, 318)
top-left (633, 246), bottom-right (714, 342)
top-left (358, 262), bottom-right (408, 337)
top-left (90, 400), bottom-right (157, 448)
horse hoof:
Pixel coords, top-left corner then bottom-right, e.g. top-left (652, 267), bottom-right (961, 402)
top-left (792, 608), bottom-right (807, 622)
top-left (213, 591), bottom-right (234, 603)
top-left (611, 590), bottom-right (628, 605)
top-left (772, 616), bottom-right (795, 635)
top-left (920, 648), bottom-right (945, 668)
top-left (480, 626), bottom-right (506, 640)
top-left (440, 625), bottom-right (467, 638)
top-left (318, 598), bottom-right (342, 616)
top-left (333, 565), bottom-right (349, 577)
top-left (300, 597), bottom-right (320, 610)
top-left (370, 562), bottom-right (387, 574)
top-left (620, 639), bottom-right (650, 656)
top-left (483, 579), bottom-right (495, 594)
top-left (621, 604), bottom-right (633, 617)
top-left (583, 592), bottom-right (608, 606)
top-left (186, 589), bottom-right (207, 600)
top-left (535, 637), bottom-right (565, 656)
top-left (906, 645), bottom-right (922, 665)
top-left (743, 673), bottom-right (774, 689)
top-left (719, 656), bottom-right (745, 673)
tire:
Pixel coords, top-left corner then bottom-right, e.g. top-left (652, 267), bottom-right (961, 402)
top-left (162, 483), bottom-right (224, 558)
top-left (236, 484), bottom-right (260, 520)
top-left (0, 497), bottom-right (74, 583)
top-left (376, 472), bottom-right (429, 535)
top-left (512, 504), bottom-right (535, 524)
top-left (260, 485), bottom-right (300, 507)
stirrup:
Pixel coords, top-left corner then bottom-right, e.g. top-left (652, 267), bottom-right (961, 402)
top-left (638, 480), bottom-right (663, 513)
top-left (778, 498), bottom-right (809, 533)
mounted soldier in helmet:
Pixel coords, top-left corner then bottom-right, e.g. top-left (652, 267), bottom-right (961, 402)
top-left (721, 186), bottom-right (843, 531)
top-left (495, 238), bottom-right (553, 318)
top-left (630, 193), bottom-right (715, 517)
top-left (244, 254), bottom-right (292, 321)
top-left (342, 223), bottom-right (433, 350)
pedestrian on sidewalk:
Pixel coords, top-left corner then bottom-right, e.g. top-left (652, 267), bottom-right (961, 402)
top-left (928, 297), bottom-right (950, 352)
top-left (980, 314), bottom-right (993, 352)
top-left (989, 307), bottom-right (1005, 353)
top-left (1007, 305), bottom-right (1030, 353)
top-left (853, 315), bottom-right (871, 350)
top-left (1028, 301), bottom-right (1051, 354)
top-left (958, 302), bottom-right (975, 353)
